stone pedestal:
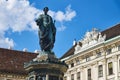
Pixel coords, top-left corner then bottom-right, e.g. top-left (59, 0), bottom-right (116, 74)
top-left (24, 52), bottom-right (68, 80)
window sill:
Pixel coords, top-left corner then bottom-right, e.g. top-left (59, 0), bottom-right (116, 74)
top-left (108, 73), bottom-right (114, 76)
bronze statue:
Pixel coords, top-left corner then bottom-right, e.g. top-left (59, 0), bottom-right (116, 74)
top-left (36, 7), bottom-right (56, 53)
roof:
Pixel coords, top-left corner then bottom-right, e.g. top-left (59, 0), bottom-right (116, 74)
top-left (60, 46), bottom-right (75, 59)
top-left (60, 23), bottom-right (120, 59)
top-left (101, 24), bottom-right (120, 40)
top-left (0, 48), bottom-right (37, 75)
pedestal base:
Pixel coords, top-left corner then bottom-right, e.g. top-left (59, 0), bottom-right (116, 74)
top-left (24, 52), bottom-right (68, 80)
top-left (33, 51), bottom-right (58, 62)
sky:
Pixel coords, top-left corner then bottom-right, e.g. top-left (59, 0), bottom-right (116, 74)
top-left (0, 0), bottom-right (120, 58)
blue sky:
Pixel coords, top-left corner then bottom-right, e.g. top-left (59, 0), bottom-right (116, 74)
top-left (0, 0), bottom-right (120, 58)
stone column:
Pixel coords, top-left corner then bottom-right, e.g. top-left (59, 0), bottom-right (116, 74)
top-left (113, 55), bottom-right (118, 80)
top-left (80, 67), bottom-right (84, 80)
top-left (46, 74), bottom-right (49, 80)
top-left (74, 69), bottom-right (77, 80)
top-left (74, 72), bottom-right (77, 80)
top-left (67, 72), bottom-right (71, 80)
top-left (102, 60), bottom-right (107, 80)
top-left (94, 62), bottom-right (98, 80)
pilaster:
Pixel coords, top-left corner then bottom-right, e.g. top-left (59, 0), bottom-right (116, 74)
top-left (113, 55), bottom-right (118, 80)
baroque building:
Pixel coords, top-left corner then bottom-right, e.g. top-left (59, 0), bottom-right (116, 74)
top-left (61, 24), bottom-right (120, 80)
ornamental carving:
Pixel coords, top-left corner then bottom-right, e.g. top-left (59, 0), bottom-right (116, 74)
top-left (75, 28), bottom-right (106, 54)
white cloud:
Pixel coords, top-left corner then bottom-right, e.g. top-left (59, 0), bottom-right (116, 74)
top-left (65, 5), bottom-right (76, 21)
top-left (48, 5), bottom-right (76, 31)
top-left (0, 36), bottom-right (14, 48)
top-left (0, 0), bottom-right (41, 32)
top-left (0, 0), bottom-right (41, 48)
top-left (54, 11), bottom-right (65, 22)
top-left (0, 0), bottom-right (76, 48)
top-left (48, 5), bottom-right (76, 22)
top-left (57, 25), bottom-right (66, 32)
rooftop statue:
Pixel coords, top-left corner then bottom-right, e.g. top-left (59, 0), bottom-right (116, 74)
top-left (35, 7), bottom-right (56, 53)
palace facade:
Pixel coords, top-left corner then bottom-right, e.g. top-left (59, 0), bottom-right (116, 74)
top-left (61, 24), bottom-right (120, 80)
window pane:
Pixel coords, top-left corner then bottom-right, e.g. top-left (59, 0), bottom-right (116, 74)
top-left (76, 60), bottom-right (80, 65)
top-left (97, 52), bottom-right (101, 57)
top-left (108, 62), bottom-right (112, 68)
top-left (86, 56), bottom-right (90, 61)
top-left (107, 49), bottom-right (111, 54)
top-left (88, 69), bottom-right (91, 80)
top-left (108, 62), bottom-right (113, 75)
top-left (71, 74), bottom-right (74, 80)
top-left (118, 45), bottom-right (120, 51)
top-left (71, 63), bottom-right (74, 67)
top-left (98, 65), bottom-right (103, 77)
top-left (64, 76), bottom-right (67, 80)
top-left (119, 60), bottom-right (120, 71)
top-left (77, 72), bottom-right (80, 80)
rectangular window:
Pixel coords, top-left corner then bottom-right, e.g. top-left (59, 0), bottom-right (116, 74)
top-left (64, 76), bottom-right (67, 80)
top-left (108, 62), bottom-right (113, 75)
top-left (77, 72), bottom-right (81, 80)
top-left (71, 63), bottom-right (74, 67)
top-left (97, 52), bottom-right (101, 57)
top-left (86, 56), bottom-right (90, 62)
top-left (107, 49), bottom-right (111, 54)
top-left (98, 65), bottom-right (103, 77)
top-left (49, 75), bottom-right (59, 80)
top-left (76, 60), bottom-right (80, 65)
top-left (71, 74), bottom-right (74, 80)
top-left (118, 45), bottom-right (120, 51)
top-left (119, 60), bottom-right (120, 71)
top-left (88, 69), bottom-right (91, 80)
top-left (60, 78), bottom-right (63, 80)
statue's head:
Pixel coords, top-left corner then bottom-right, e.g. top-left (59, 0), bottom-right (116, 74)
top-left (43, 7), bottom-right (49, 13)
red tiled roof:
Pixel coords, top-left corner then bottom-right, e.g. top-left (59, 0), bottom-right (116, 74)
top-left (60, 24), bottom-right (120, 59)
top-left (0, 48), bottom-right (37, 75)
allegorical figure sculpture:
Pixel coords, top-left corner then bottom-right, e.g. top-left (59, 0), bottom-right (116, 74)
top-left (35, 7), bottom-right (56, 53)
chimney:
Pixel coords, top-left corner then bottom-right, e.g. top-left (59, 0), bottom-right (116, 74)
top-left (8, 46), bottom-right (12, 50)
top-left (73, 39), bottom-right (77, 46)
top-left (23, 48), bottom-right (28, 52)
top-left (34, 50), bottom-right (40, 54)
